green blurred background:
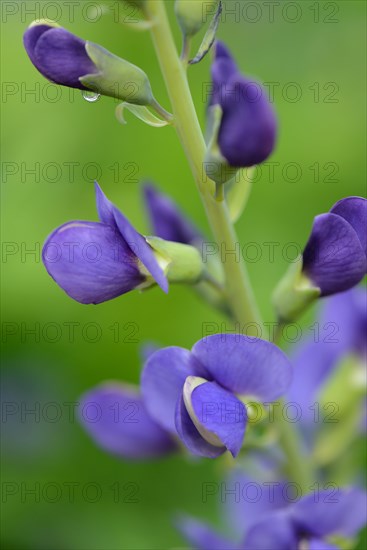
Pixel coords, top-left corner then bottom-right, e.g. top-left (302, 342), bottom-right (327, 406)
top-left (1, 1), bottom-right (366, 548)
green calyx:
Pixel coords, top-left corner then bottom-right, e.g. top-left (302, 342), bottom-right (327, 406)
top-left (175, 0), bottom-right (218, 38)
top-left (80, 42), bottom-right (154, 105)
top-left (272, 255), bottom-right (321, 322)
top-left (204, 104), bottom-right (239, 193)
top-left (146, 236), bottom-right (205, 285)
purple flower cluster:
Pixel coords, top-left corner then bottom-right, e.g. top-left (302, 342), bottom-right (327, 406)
top-left (177, 471), bottom-right (367, 549)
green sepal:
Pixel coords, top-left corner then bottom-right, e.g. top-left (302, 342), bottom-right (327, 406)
top-left (115, 102), bottom-right (170, 127)
top-left (175, 0), bottom-right (219, 38)
top-left (204, 104), bottom-right (239, 188)
top-left (313, 354), bottom-right (366, 466)
top-left (80, 42), bottom-right (154, 105)
top-left (272, 255), bottom-right (321, 322)
top-left (146, 236), bottom-right (205, 284)
top-left (189, 1), bottom-right (222, 65)
top-left (226, 167), bottom-right (254, 223)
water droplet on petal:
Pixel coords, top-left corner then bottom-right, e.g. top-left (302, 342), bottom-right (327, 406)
top-left (82, 90), bottom-right (101, 103)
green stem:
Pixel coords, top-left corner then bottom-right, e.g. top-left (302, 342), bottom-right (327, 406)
top-left (146, 0), bottom-right (262, 335)
top-left (273, 399), bottom-right (313, 493)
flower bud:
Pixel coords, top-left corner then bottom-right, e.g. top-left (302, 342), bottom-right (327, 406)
top-left (175, 0), bottom-right (218, 37)
top-left (23, 21), bottom-right (154, 105)
top-left (205, 41), bottom-right (277, 185)
top-left (273, 197), bottom-right (367, 322)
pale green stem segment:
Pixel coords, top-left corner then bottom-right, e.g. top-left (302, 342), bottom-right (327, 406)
top-left (146, 0), bottom-right (262, 336)
top-left (145, 0), bottom-right (313, 488)
top-left (273, 399), bottom-right (313, 492)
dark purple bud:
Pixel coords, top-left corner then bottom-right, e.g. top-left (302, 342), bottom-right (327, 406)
top-left (210, 41), bottom-right (277, 168)
top-left (143, 183), bottom-right (203, 245)
top-left (23, 21), bottom-right (154, 104)
top-left (303, 196), bottom-right (367, 296)
top-left (23, 22), bottom-right (96, 89)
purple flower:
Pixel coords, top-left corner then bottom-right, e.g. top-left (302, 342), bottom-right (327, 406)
top-left (243, 487), bottom-right (367, 550)
top-left (141, 334), bottom-right (292, 458)
top-left (79, 382), bottom-right (176, 460)
top-left (79, 344), bottom-right (175, 459)
top-left (303, 197), bottom-right (367, 296)
top-left (143, 183), bottom-right (203, 245)
top-left (23, 21), bottom-right (154, 104)
top-left (287, 287), bottom-right (367, 427)
top-left (209, 41), bottom-right (277, 168)
top-left (42, 182), bottom-right (168, 304)
top-left (177, 470), bottom-right (367, 549)
top-left (23, 22), bottom-right (96, 90)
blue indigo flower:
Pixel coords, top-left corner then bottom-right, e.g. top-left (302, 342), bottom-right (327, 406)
top-left (273, 197), bottom-right (367, 321)
top-left (287, 286), bottom-right (367, 427)
top-left (23, 21), bottom-right (154, 104)
top-left (141, 334), bottom-right (292, 458)
top-left (302, 197), bottom-right (367, 296)
top-left (79, 382), bottom-right (176, 459)
top-left (143, 183), bottom-right (203, 245)
top-left (243, 487), bottom-right (367, 550)
top-left (42, 182), bottom-right (168, 304)
top-left (208, 41), bottom-right (277, 169)
top-left (177, 471), bottom-right (367, 550)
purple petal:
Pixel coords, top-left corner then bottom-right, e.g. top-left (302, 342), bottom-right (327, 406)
top-left (94, 183), bottom-right (168, 293)
top-left (42, 221), bottom-right (144, 304)
top-left (210, 42), bottom-right (238, 105)
top-left (242, 511), bottom-right (297, 550)
top-left (217, 75), bottom-right (277, 167)
top-left (191, 335), bottom-right (293, 401)
top-left (215, 41), bottom-right (237, 63)
top-left (79, 383), bottom-right (175, 459)
top-left (225, 470), bottom-right (290, 538)
top-left (330, 196), bottom-right (367, 256)
top-left (143, 183), bottom-right (202, 245)
top-left (141, 347), bottom-right (204, 432)
top-left (176, 515), bottom-right (237, 550)
top-left (287, 286), bottom-right (367, 424)
top-left (303, 213), bottom-right (366, 296)
top-left (319, 287), bottom-right (367, 358)
top-left (139, 341), bottom-right (160, 363)
top-left (286, 337), bottom-right (337, 425)
top-left (94, 181), bottom-right (116, 226)
top-left (189, 381), bottom-right (247, 457)
top-left (175, 395), bottom-right (225, 458)
top-left (24, 25), bottom-right (96, 88)
top-left (292, 488), bottom-right (367, 538)
top-left (309, 540), bottom-right (338, 550)
top-left (23, 24), bottom-right (53, 67)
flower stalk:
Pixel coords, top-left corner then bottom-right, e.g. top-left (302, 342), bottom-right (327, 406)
top-left (146, 0), bottom-right (314, 489)
top-left (146, 0), bottom-right (263, 335)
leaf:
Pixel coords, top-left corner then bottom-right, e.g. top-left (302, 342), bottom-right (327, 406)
top-left (115, 103), bottom-right (170, 127)
top-left (189, 1), bottom-right (222, 65)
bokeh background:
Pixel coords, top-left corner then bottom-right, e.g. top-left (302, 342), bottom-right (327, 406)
top-left (1, 1), bottom-right (366, 548)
